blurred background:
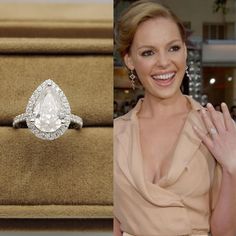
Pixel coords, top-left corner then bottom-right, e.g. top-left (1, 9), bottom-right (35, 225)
top-left (114, 0), bottom-right (236, 121)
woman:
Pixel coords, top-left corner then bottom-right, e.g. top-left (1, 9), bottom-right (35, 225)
top-left (114, 1), bottom-right (236, 235)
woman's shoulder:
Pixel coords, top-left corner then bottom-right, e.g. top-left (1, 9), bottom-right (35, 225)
top-left (114, 110), bottom-right (133, 136)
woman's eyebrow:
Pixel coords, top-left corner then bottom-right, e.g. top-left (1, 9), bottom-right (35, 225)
top-left (166, 39), bottom-right (182, 45)
top-left (137, 45), bottom-right (156, 50)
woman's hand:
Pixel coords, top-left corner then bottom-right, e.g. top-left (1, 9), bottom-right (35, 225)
top-left (193, 103), bottom-right (236, 174)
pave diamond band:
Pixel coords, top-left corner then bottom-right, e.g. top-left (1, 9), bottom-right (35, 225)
top-left (13, 79), bottom-right (83, 140)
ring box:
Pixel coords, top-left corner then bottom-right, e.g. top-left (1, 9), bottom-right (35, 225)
top-left (0, 2), bottom-right (113, 230)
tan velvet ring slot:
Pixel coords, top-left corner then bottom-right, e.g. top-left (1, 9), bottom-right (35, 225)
top-left (0, 3), bottom-right (112, 22)
top-left (0, 53), bottom-right (113, 126)
top-left (0, 38), bottom-right (113, 54)
top-left (0, 127), bottom-right (112, 206)
top-left (0, 206), bottom-right (113, 219)
top-left (0, 3), bottom-right (112, 38)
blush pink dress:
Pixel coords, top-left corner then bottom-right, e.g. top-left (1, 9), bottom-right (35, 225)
top-left (114, 96), bottom-right (222, 236)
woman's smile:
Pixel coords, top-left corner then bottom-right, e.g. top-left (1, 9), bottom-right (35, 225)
top-left (151, 72), bottom-right (176, 87)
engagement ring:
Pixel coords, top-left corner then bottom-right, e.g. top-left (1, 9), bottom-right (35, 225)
top-left (13, 79), bottom-right (83, 140)
top-left (209, 127), bottom-right (217, 135)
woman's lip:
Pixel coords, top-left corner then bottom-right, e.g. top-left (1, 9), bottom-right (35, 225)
top-left (152, 74), bottom-right (175, 87)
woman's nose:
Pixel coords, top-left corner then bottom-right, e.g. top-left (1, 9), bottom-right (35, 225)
top-left (155, 52), bottom-right (170, 68)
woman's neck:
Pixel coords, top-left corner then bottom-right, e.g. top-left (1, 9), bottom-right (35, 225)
top-left (138, 91), bottom-right (190, 119)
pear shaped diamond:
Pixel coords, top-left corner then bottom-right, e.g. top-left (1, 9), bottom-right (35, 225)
top-left (25, 79), bottom-right (71, 140)
top-left (34, 86), bottom-right (62, 132)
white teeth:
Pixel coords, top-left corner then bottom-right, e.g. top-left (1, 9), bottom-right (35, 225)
top-left (152, 73), bottom-right (175, 80)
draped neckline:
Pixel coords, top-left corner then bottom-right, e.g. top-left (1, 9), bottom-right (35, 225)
top-left (116, 95), bottom-right (208, 207)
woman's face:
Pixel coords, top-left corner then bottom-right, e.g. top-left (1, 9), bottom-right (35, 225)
top-left (124, 17), bottom-right (187, 100)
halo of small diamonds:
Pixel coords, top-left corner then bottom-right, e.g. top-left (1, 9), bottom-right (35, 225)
top-left (25, 79), bottom-right (71, 140)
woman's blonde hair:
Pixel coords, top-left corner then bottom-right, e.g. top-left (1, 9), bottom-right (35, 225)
top-left (116, 0), bottom-right (186, 58)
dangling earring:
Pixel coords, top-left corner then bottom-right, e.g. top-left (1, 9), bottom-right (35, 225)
top-left (129, 70), bottom-right (136, 90)
top-left (185, 66), bottom-right (191, 80)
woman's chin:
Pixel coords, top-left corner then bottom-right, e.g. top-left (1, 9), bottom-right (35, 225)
top-left (147, 87), bottom-right (182, 100)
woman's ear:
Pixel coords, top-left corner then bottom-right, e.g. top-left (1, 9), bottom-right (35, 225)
top-left (124, 53), bottom-right (135, 71)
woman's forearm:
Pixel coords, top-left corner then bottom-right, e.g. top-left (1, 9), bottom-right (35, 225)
top-left (211, 168), bottom-right (236, 236)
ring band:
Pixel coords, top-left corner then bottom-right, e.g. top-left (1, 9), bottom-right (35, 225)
top-left (13, 79), bottom-right (83, 140)
top-left (209, 127), bottom-right (217, 135)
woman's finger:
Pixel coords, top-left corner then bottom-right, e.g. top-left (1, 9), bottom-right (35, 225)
top-left (206, 103), bottom-right (225, 134)
top-left (193, 125), bottom-right (214, 151)
top-left (200, 108), bottom-right (219, 139)
top-left (221, 103), bottom-right (235, 131)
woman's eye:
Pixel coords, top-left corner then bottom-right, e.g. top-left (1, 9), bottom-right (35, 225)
top-left (169, 45), bottom-right (181, 52)
top-left (141, 50), bottom-right (154, 57)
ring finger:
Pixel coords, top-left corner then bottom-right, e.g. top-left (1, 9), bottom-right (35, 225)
top-left (201, 108), bottom-right (218, 138)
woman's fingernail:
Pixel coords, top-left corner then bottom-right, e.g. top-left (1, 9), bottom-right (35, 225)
top-left (207, 103), bottom-right (213, 108)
